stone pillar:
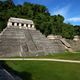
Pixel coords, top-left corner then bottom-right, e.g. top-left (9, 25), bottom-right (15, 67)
top-left (14, 23), bottom-right (17, 26)
top-left (7, 22), bottom-right (12, 27)
top-left (32, 24), bottom-right (34, 28)
top-left (23, 24), bottom-right (26, 29)
top-left (19, 23), bottom-right (21, 26)
top-left (31, 24), bottom-right (36, 30)
top-left (26, 24), bottom-right (28, 29)
top-left (19, 23), bottom-right (22, 29)
top-left (24, 24), bottom-right (26, 27)
top-left (28, 24), bottom-right (30, 29)
top-left (73, 36), bottom-right (79, 41)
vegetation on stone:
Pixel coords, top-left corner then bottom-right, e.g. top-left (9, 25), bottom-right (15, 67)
top-left (0, 0), bottom-right (80, 39)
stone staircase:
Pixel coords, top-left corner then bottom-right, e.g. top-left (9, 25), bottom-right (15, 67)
top-left (60, 38), bottom-right (73, 52)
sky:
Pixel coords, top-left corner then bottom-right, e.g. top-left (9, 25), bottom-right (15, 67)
top-left (13, 0), bottom-right (80, 25)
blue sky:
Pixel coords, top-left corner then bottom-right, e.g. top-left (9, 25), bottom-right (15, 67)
top-left (13, 0), bottom-right (80, 25)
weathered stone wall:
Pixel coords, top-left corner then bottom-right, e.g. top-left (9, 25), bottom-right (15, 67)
top-left (66, 39), bottom-right (80, 52)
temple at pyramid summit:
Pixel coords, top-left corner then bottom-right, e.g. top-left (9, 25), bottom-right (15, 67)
top-left (0, 17), bottom-right (79, 57)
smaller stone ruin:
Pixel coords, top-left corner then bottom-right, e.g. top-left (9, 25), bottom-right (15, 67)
top-left (47, 35), bottom-right (62, 40)
top-left (47, 35), bottom-right (74, 52)
top-left (73, 35), bottom-right (80, 41)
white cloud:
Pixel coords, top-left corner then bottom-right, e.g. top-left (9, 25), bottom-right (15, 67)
top-left (66, 17), bottom-right (80, 22)
top-left (51, 5), bottom-right (70, 18)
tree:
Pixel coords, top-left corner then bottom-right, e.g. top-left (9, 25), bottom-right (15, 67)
top-left (0, 1), bottom-right (79, 39)
top-left (0, 1), bottom-right (3, 11)
top-left (74, 25), bottom-right (80, 35)
top-left (50, 14), bottom-right (64, 35)
top-left (62, 23), bottom-right (74, 39)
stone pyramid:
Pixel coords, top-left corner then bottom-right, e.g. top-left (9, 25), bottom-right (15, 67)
top-left (0, 17), bottom-right (65, 57)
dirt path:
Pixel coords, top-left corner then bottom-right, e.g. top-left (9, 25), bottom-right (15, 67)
top-left (0, 58), bottom-right (80, 63)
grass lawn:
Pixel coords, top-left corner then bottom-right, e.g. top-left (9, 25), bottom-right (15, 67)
top-left (4, 61), bottom-right (80, 80)
top-left (1, 52), bottom-right (80, 60)
top-left (13, 52), bottom-right (80, 60)
top-left (39, 52), bottom-right (80, 60)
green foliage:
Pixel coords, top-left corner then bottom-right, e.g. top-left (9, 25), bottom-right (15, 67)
top-left (36, 52), bottom-right (80, 60)
top-left (1, 0), bottom-right (14, 10)
top-left (62, 23), bottom-right (75, 39)
top-left (50, 14), bottom-right (64, 35)
top-left (0, 0), bottom-right (80, 39)
top-left (74, 25), bottom-right (80, 35)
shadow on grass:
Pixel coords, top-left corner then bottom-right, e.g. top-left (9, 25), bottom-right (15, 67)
top-left (0, 61), bottom-right (32, 80)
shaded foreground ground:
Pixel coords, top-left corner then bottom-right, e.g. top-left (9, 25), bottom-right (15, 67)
top-left (3, 61), bottom-right (80, 80)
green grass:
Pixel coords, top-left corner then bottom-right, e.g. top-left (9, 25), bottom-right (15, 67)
top-left (4, 61), bottom-right (80, 80)
top-left (16, 52), bottom-right (80, 60)
top-left (40, 52), bottom-right (80, 60)
top-left (1, 52), bottom-right (80, 60)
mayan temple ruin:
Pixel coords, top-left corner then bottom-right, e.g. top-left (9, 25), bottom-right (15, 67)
top-left (0, 17), bottom-right (78, 57)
